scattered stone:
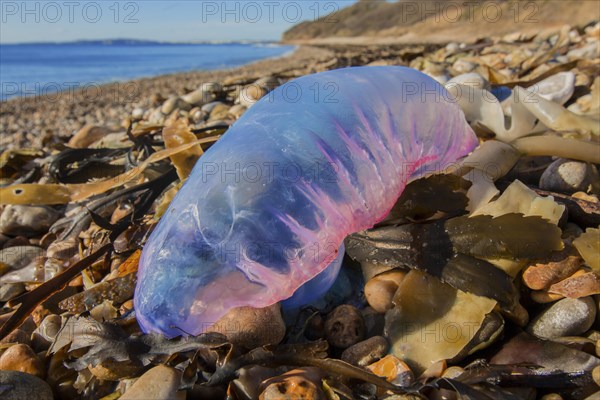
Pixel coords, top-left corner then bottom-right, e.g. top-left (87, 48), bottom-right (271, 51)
top-left (2, 236), bottom-right (30, 249)
top-left (0, 245), bottom-right (44, 272)
top-left (0, 233), bottom-right (9, 248)
top-left (254, 76), bottom-right (280, 91)
top-left (188, 385), bottom-right (227, 400)
top-left (418, 359), bottom-right (447, 380)
top-left (131, 107), bottom-right (145, 120)
top-left (200, 101), bottom-right (225, 114)
top-left (1, 254), bottom-right (44, 284)
top-left (150, 92), bottom-right (166, 105)
top-left (445, 42), bottom-right (460, 53)
top-left (539, 159), bottom-right (600, 194)
top-left (238, 84), bottom-right (267, 107)
top-left (0, 206), bottom-right (59, 237)
top-left (528, 297), bottom-right (596, 339)
top-left (208, 103), bottom-right (231, 121)
top-left (68, 125), bottom-right (114, 148)
top-left (0, 329), bottom-right (30, 346)
top-left (382, 396), bottom-right (422, 400)
top-left (367, 59), bottom-right (391, 66)
top-left (541, 394), bottom-right (564, 400)
top-left (503, 302), bottom-right (530, 327)
top-left (0, 315), bottom-right (35, 337)
top-left (46, 238), bottom-right (79, 262)
top-left (562, 222), bottom-right (583, 246)
top-left (441, 366), bottom-right (465, 379)
top-left (367, 354), bottom-right (414, 386)
top-left (528, 72), bottom-right (575, 104)
top-left (31, 314), bottom-right (62, 351)
top-left (568, 42), bottom-right (600, 60)
top-left (430, 74), bottom-right (450, 85)
top-left (531, 290), bottom-right (565, 304)
top-left (45, 349), bottom-right (77, 399)
top-left (259, 368), bottom-right (326, 400)
top-left (594, 365), bottom-right (600, 387)
top-left (0, 371), bottom-right (53, 400)
top-left (204, 119), bottom-right (230, 129)
top-left (325, 304), bottom-right (366, 349)
top-left (147, 108), bottom-right (166, 124)
top-left (0, 344), bottom-right (45, 378)
top-left (0, 283), bottom-right (25, 302)
top-left (0, 20), bottom-right (599, 399)
top-left (228, 104), bottom-right (247, 119)
top-left (208, 304), bottom-right (285, 349)
top-left (161, 96), bottom-right (191, 114)
top-left (89, 131), bottom-right (132, 149)
top-left (446, 72), bottom-right (490, 90)
top-left (570, 93), bottom-right (594, 115)
top-left (364, 269), bottom-right (406, 313)
top-left (341, 336), bottom-right (389, 367)
top-left (360, 260), bottom-right (394, 282)
top-left (189, 107), bottom-right (206, 123)
top-left (452, 59), bottom-right (477, 73)
top-left (119, 365), bottom-right (184, 400)
top-left (181, 83), bottom-right (219, 106)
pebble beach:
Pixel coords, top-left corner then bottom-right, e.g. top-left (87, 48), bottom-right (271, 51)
top-left (1, 15), bottom-right (600, 400)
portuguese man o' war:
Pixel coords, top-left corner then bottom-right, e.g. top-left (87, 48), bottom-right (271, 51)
top-left (134, 66), bottom-right (478, 337)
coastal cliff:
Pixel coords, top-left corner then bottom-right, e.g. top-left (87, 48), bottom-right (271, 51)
top-left (283, 0), bottom-right (600, 44)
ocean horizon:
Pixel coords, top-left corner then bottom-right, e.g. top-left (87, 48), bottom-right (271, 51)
top-left (0, 40), bottom-right (295, 100)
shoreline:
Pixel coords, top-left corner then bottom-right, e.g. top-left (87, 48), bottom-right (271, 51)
top-left (0, 45), bottom-right (336, 149)
top-left (0, 42), bottom-right (445, 149)
top-left (0, 43), bottom-right (299, 103)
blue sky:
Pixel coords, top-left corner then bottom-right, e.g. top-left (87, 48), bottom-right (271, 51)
top-left (0, 1), bottom-right (359, 43)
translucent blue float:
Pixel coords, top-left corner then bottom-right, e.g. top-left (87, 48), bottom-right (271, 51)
top-left (134, 66), bottom-right (477, 337)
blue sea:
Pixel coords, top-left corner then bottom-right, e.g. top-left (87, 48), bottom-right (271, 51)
top-left (0, 41), bottom-right (295, 100)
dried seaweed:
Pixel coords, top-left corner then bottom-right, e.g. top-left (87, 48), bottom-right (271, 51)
top-left (50, 168), bottom-right (177, 241)
top-left (445, 214), bottom-right (564, 260)
top-left (512, 135), bottom-right (600, 164)
top-left (533, 188), bottom-right (600, 228)
top-left (0, 148), bottom-right (44, 181)
top-left (48, 148), bottom-right (128, 183)
top-left (162, 115), bottom-right (204, 180)
top-left (206, 340), bottom-right (407, 394)
top-left (345, 213), bottom-right (560, 310)
top-left (49, 316), bottom-right (229, 371)
top-left (380, 174), bottom-right (471, 224)
top-left (0, 137), bottom-right (218, 205)
top-left (0, 243), bottom-right (111, 341)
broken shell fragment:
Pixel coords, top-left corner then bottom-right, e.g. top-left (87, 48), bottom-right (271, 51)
top-left (364, 270), bottom-right (407, 313)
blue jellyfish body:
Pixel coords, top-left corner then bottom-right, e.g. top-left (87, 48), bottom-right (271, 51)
top-left (135, 66), bottom-right (477, 337)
